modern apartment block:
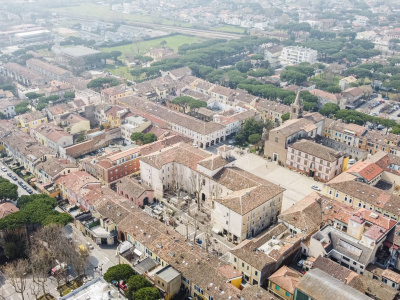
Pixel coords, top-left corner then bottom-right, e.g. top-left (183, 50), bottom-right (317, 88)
top-left (280, 46), bottom-right (318, 65)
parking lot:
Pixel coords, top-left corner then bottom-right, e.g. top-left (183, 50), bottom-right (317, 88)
top-left (0, 161), bottom-right (36, 200)
top-left (356, 95), bottom-right (400, 123)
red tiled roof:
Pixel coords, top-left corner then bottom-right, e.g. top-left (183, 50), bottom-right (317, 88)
top-left (347, 161), bottom-right (383, 181)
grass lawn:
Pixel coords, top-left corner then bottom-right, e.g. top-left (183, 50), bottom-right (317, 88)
top-left (101, 34), bottom-right (204, 57)
top-left (105, 65), bottom-right (133, 80)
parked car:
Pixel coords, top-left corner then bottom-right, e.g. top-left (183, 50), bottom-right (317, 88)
top-left (86, 242), bottom-right (94, 250)
top-left (6, 172), bottom-right (12, 177)
top-left (27, 189), bottom-right (33, 194)
top-left (348, 159), bottom-right (357, 165)
top-left (311, 185), bottom-right (320, 191)
top-left (297, 259), bottom-right (304, 268)
top-left (1, 167), bottom-right (6, 172)
top-left (12, 175), bottom-right (17, 181)
top-left (377, 125), bottom-right (386, 130)
top-left (18, 180), bottom-right (23, 185)
top-left (50, 263), bottom-right (68, 276)
top-left (119, 281), bottom-right (128, 291)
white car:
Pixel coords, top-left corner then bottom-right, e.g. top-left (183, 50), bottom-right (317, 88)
top-left (311, 185), bottom-right (320, 191)
top-left (228, 140), bottom-right (234, 144)
top-left (1, 167), bottom-right (6, 172)
top-left (86, 242), bottom-right (94, 250)
top-left (297, 259), bottom-right (304, 268)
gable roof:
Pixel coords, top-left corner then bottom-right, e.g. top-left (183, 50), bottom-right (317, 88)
top-left (289, 139), bottom-right (342, 162)
top-left (268, 266), bottom-right (301, 294)
top-left (278, 192), bottom-right (323, 233)
top-left (296, 269), bottom-right (371, 300)
top-left (0, 202), bottom-right (19, 219)
top-left (347, 161), bottom-right (383, 181)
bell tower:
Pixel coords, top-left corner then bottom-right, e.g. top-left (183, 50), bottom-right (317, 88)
top-left (290, 91), bottom-right (303, 119)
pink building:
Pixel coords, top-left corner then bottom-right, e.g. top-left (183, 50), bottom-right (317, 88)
top-left (116, 176), bottom-right (154, 208)
top-left (286, 139), bottom-right (344, 182)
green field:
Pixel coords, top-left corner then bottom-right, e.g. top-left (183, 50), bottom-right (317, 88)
top-left (102, 34), bottom-right (203, 79)
top-left (51, 4), bottom-right (246, 33)
top-left (52, 4), bottom-right (191, 27)
top-left (101, 34), bottom-right (204, 57)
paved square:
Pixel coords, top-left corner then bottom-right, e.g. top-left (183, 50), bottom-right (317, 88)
top-left (233, 154), bottom-right (320, 211)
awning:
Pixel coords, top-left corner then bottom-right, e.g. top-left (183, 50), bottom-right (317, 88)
top-left (384, 241), bottom-right (399, 250)
top-left (212, 227), bottom-right (221, 234)
top-left (134, 248), bottom-right (143, 256)
top-left (119, 241), bottom-right (133, 254)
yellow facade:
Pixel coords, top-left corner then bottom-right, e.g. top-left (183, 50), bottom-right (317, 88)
top-left (230, 277), bottom-right (242, 289)
top-left (268, 282), bottom-right (293, 300)
top-left (342, 156), bottom-right (349, 172)
top-left (16, 116), bottom-right (48, 132)
top-left (325, 186), bottom-right (399, 221)
top-left (230, 253), bottom-right (261, 285)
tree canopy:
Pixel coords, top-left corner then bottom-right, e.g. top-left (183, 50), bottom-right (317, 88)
top-left (0, 194), bottom-right (72, 230)
top-left (320, 103), bottom-right (340, 117)
top-left (235, 118), bottom-right (265, 146)
top-left (87, 77), bottom-right (121, 89)
top-left (130, 132), bottom-right (157, 145)
top-left (103, 264), bottom-right (135, 283)
top-left (0, 177), bottom-right (18, 201)
top-left (171, 96), bottom-right (207, 114)
top-left (133, 287), bottom-right (160, 300)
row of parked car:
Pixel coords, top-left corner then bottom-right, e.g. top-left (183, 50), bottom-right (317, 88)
top-left (18, 180), bottom-right (33, 194)
top-left (2, 166), bottom-right (33, 194)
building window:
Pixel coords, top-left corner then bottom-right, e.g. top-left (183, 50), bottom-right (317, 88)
top-left (286, 292), bottom-right (290, 297)
top-left (255, 271), bottom-right (258, 276)
top-left (275, 137), bottom-right (278, 143)
top-left (234, 258), bottom-right (237, 262)
top-left (275, 286), bottom-right (280, 291)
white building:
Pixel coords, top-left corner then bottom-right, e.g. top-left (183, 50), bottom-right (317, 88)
top-left (121, 116), bottom-right (152, 142)
top-left (280, 46), bottom-right (318, 66)
top-left (139, 144), bottom-right (285, 242)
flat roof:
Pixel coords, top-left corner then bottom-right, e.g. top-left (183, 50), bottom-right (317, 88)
top-left (15, 30), bottom-right (50, 38)
top-left (60, 277), bottom-right (119, 299)
top-left (60, 46), bottom-right (100, 58)
top-left (156, 265), bottom-right (180, 282)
